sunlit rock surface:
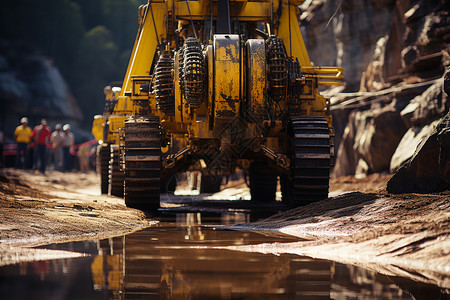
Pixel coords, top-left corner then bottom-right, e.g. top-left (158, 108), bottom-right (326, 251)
top-left (302, 0), bottom-right (450, 180)
top-left (387, 111), bottom-right (450, 193)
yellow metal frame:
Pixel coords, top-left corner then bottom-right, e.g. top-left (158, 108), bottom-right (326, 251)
top-left (94, 0), bottom-right (343, 155)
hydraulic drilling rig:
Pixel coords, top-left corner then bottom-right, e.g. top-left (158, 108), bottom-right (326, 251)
top-left (92, 0), bottom-right (344, 211)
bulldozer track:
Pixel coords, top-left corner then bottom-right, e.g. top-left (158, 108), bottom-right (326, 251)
top-left (97, 143), bottom-right (110, 194)
top-left (108, 145), bottom-right (124, 197)
top-left (124, 118), bottom-right (161, 211)
top-left (286, 115), bottom-right (331, 206)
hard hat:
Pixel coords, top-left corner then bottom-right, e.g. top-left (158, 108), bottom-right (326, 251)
top-left (63, 124), bottom-right (71, 131)
top-left (21, 117), bottom-right (28, 123)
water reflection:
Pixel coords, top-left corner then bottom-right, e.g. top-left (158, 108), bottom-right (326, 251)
top-left (0, 212), bottom-right (447, 299)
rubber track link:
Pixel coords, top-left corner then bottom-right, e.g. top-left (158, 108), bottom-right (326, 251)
top-left (285, 115), bottom-right (331, 206)
top-left (108, 145), bottom-right (124, 197)
top-left (124, 118), bottom-right (161, 211)
top-left (97, 143), bottom-right (110, 194)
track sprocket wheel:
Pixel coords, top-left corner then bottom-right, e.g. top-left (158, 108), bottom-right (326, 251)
top-left (266, 35), bottom-right (288, 102)
top-left (154, 50), bottom-right (175, 116)
top-left (183, 35), bottom-right (205, 109)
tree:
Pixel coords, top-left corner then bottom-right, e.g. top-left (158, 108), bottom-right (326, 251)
top-left (75, 26), bottom-right (119, 121)
top-left (0, 0), bottom-right (142, 129)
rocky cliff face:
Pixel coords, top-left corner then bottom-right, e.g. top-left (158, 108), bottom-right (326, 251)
top-left (300, 0), bottom-right (397, 91)
top-left (301, 0), bottom-right (449, 187)
top-left (0, 41), bottom-right (83, 141)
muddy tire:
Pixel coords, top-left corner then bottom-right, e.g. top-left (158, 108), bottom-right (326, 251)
top-left (249, 161), bottom-right (277, 202)
top-left (108, 145), bottom-right (124, 197)
top-left (124, 117), bottom-right (161, 211)
top-left (97, 143), bottom-right (110, 194)
top-left (282, 115), bottom-right (331, 206)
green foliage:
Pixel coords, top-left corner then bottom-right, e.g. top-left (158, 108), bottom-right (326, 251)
top-left (102, 0), bottom-right (141, 50)
top-left (0, 0), bottom-right (144, 128)
top-left (76, 26), bottom-right (119, 117)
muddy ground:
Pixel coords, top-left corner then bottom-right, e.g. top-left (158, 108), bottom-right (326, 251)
top-left (0, 169), bottom-right (154, 266)
top-left (0, 168), bottom-right (449, 290)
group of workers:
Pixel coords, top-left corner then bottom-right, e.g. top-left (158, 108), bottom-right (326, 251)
top-left (14, 117), bottom-right (74, 174)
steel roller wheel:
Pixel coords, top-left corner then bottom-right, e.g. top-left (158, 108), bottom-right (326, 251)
top-left (124, 117), bottom-right (161, 211)
top-left (97, 143), bottom-right (110, 194)
top-left (108, 145), bottom-right (124, 197)
top-left (282, 115), bottom-right (331, 206)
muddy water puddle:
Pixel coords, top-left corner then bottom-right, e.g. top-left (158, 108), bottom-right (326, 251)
top-left (0, 212), bottom-right (445, 299)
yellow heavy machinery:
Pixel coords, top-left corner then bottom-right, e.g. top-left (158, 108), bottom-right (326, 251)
top-left (92, 84), bottom-right (124, 196)
top-left (92, 0), bottom-right (343, 211)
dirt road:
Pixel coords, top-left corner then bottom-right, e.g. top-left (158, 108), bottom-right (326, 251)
top-left (0, 168), bottom-right (449, 289)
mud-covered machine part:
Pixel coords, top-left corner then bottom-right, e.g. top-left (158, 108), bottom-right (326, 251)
top-left (96, 143), bottom-right (110, 194)
top-left (266, 35), bottom-right (288, 102)
top-left (154, 51), bottom-right (175, 116)
top-left (123, 117), bottom-right (161, 210)
top-left (282, 116), bottom-right (331, 206)
top-left (181, 35), bottom-right (205, 109)
top-left (109, 145), bottom-right (124, 197)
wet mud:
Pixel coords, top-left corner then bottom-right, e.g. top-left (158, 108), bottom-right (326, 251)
top-left (0, 169), bottom-right (449, 295)
top-left (1, 215), bottom-right (446, 299)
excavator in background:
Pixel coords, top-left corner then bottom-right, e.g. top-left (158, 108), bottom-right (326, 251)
top-left (92, 0), bottom-right (343, 212)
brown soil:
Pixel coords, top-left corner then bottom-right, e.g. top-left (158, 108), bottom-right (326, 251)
top-left (227, 175), bottom-right (450, 289)
top-left (0, 168), bottom-right (449, 289)
top-left (0, 168), bottom-right (153, 266)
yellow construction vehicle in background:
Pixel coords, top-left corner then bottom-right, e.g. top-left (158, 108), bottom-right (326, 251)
top-left (92, 0), bottom-right (343, 211)
top-left (92, 84), bottom-right (124, 196)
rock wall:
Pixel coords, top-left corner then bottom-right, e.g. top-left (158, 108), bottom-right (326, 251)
top-left (0, 41), bottom-right (84, 142)
top-left (300, 0), bottom-right (449, 183)
top-left (387, 111), bottom-right (450, 193)
top-left (300, 0), bottom-right (396, 91)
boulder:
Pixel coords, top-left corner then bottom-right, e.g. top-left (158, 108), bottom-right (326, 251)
top-left (387, 112), bottom-right (450, 193)
top-left (389, 119), bottom-right (440, 172)
top-left (392, 78), bottom-right (449, 171)
top-left (354, 105), bottom-right (407, 173)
